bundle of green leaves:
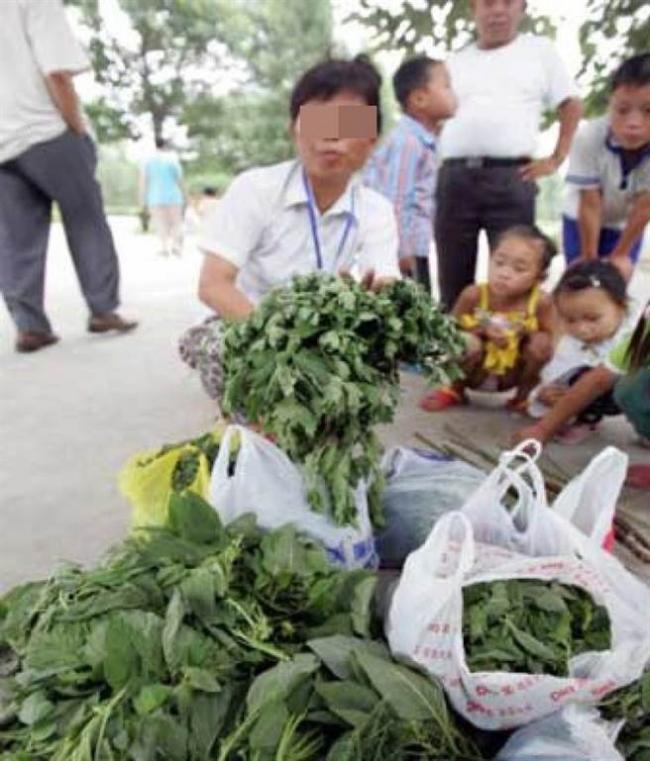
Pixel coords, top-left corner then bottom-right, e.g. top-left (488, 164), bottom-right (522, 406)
top-left (221, 274), bottom-right (464, 527)
top-left (599, 667), bottom-right (650, 761)
top-left (0, 493), bottom-right (478, 760)
top-left (462, 579), bottom-right (612, 677)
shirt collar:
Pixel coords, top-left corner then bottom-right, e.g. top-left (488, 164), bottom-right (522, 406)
top-left (398, 114), bottom-right (437, 149)
top-left (283, 160), bottom-right (359, 219)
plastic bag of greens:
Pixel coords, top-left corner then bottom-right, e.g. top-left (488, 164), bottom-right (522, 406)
top-left (376, 447), bottom-right (484, 568)
top-left (210, 425), bottom-right (377, 569)
top-left (120, 430), bottom-right (221, 527)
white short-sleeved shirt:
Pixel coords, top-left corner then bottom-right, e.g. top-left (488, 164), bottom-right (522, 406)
top-left (199, 160), bottom-right (401, 306)
top-left (563, 116), bottom-right (650, 229)
top-left (440, 34), bottom-right (579, 159)
top-left (0, 0), bottom-right (90, 164)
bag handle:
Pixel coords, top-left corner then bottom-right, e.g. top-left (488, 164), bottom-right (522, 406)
top-left (418, 512), bottom-right (475, 581)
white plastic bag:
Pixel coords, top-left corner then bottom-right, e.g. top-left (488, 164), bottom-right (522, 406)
top-left (496, 705), bottom-right (623, 761)
top-left (209, 425), bottom-right (377, 569)
top-left (386, 445), bottom-right (650, 730)
top-left (376, 447), bottom-right (484, 567)
top-left (552, 446), bottom-right (626, 551)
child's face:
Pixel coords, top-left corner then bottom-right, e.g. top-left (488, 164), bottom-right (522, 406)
top-left (609, 84), bottom-right (650, 150)
top-left (292, 90), bottom-right (377, 184)
top-left (556, 288), bottom-right (624, 345)
top-left (488, 236), bottom-right (543, 299)
top-left (412, 64), bottom-right (457, 122)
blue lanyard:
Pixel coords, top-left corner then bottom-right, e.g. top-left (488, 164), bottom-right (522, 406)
top-left (302, 168), bottom-right (356, 271)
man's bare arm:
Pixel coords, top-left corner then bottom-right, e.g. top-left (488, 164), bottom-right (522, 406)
top-left (198, 254), bottom-right (254, 320)
top-left (577, 188), bottom-right (603, 260)
top-left (45, 71), bottom-right (85, 134)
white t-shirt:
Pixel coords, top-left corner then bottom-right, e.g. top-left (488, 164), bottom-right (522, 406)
top-left (0, 0), bottom-right (90, 164)
top-left (563, 116), bottom-right (650, 229)
top-left (199, 160), bottom-right (401, 306)
top-left (440, 34), bottom-right (578, 159)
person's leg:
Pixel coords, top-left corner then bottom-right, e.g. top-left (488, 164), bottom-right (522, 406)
top-left (434, 163), bottom-right (482, 311)
top-left (597, 226), bottom-right (643, 264)
top-left (14, 131), bottom-right (121, 319)
top-left (562, 216), bottom-right (582, 266)
top-left (169, 204), bottom-right (184, 255)
top-left (481, 166), bottom-right (536, 249)
top-left (413, 256), bottom-right (431, 294)
top-left (0, 162), bottom-right (54, 336)
top-left (511, 332), bottom-right (553, 404)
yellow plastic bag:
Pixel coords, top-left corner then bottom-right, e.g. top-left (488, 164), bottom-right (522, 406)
top-left (119, 432), bottom-right (220, 528)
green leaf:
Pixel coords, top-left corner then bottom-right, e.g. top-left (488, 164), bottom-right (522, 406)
top-left (133, 684), bottom-right (173, 715)
top-left (307, 635), bottom-right (389, 680)
top-left (18, 691), bottom-right (54, 726)
top-left (246, 654), bottom-right (319, 715)
top-left (167, 492), bottom-right (222, 544)
top-left (353, 650), bottom-right (447, 723)
top-left (183, 667), bottom-right (221, 693)
top-left (315, 681), bottom-right (378, 727)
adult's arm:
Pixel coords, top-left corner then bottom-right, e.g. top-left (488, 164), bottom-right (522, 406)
top-left (520, 97), bottom-right (583, 182)
top-left (514, 365), bottom-right (617, 444)
top-left (608, 191), bottom-right (650, 262)
top-left (45, 71), bottom-right (85, 134)
top-left (577, 188), bottom-right (603, 260)
top-left (198, 254), bottom-right (254, 320)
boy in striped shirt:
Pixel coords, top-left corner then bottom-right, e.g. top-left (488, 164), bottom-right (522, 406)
top-left (364, 56), bottom-right (457, 293)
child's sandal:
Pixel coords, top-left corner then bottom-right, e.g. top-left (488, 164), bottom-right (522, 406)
top-left (419, 387), bottom-right (465, 412)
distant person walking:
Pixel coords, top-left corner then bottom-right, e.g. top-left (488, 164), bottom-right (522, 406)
top-left (0, 0), bottom-right (137, 353)
top-left (435, 0), bottom-right (583, 310)
top-left (140, 138), bottom-right (185, 257)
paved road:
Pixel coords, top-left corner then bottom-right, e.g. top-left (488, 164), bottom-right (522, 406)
top-left (1, 218), bottom-right (648, 592)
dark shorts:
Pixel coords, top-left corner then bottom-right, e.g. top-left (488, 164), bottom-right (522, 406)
top-left (562, 215), bottom-right (643, 265)
top-left (567, 366), bottom-right (620, 425)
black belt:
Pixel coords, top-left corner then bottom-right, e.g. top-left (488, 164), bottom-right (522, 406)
top-left (445, 156), bottom-right (529, 168)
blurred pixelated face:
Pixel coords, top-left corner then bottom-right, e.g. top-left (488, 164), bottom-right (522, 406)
top-left (413, 63), bottom-right (457, 121)
top-left (471, 0), bottom-right (526, 49)
top-left (292, 91), bottom-right (378, 183)
top-left (609, 84), bottom-right (650, 150)
top-left (555, 288), bottom-right (625, 345)
top-left (488, 235), bottom-right (543, 299)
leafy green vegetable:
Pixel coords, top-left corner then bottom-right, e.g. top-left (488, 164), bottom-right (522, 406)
top-left (600, 668), bottom-right (650, 761)
top-left (222, 274), bottom-right (464, 527)
top-left (0, 492), bottom-right (482, 760)
top-left (463, 579), bottom-right (612, 676)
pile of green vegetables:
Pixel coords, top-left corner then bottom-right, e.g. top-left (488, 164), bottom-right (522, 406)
top-left (0, 492), bottom-right (481, 760)
top-left (600, 667), bottom-right (650, 761)
top-left (222, 274), bottom-right (464, 527)
top-left (462, 579), bottom-right (612, 676)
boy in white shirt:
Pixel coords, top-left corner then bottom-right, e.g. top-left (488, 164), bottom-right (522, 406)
top-left (436, 0), bottom-right (582, 309)
top-left (562, 53), bottom-right (650, 280)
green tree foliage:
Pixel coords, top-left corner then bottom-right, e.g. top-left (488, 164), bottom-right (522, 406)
top-left (352, 0), bottom-right (554, 55)
top-left (183, 0), bottom-right (334, 174)
top-left (67, 0), bottom-right (226, 141)
top-left (579, 0), bottom-right (650, 116)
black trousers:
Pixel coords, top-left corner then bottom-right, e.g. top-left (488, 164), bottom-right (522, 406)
top-left (434, 162), bottom-right (537, 310)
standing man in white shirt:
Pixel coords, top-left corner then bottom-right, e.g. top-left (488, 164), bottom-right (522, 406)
top-left (436, 0), bottom-right (583, 309)
top-left (0, 0), bottom-right (137, 353)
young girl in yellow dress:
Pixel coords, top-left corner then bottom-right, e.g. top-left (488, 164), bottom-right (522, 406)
top-left (421, 225), bottom-right (555, 412)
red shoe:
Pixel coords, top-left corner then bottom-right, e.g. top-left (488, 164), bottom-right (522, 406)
top-left (554, 423), bottom-right (595, 445)
top-left (419, 387), bottom-right (465, 412)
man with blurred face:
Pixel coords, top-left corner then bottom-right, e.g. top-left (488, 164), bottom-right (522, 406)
top-left (435, 0), bottom-right (583, 309)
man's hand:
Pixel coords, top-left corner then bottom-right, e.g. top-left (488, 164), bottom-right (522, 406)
top-left (484, 324), bottom-right (510, 348)
top-left (519, 155), bottom-right (560, 183)
top-left (399, 256), bottom-right (415, 276)
top-left (340, 268), bottom-right (396, 292)
top-left (537, 383), bottom-right (567, 407)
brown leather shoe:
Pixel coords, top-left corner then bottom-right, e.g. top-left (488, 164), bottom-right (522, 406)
top-left (88, 312), bottom-right (138, 334)
top-left (15, 331), bottom-right (60, 353)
